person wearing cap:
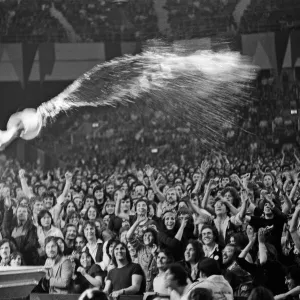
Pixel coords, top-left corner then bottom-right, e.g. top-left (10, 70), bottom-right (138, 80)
top-left (183, 258), bottom-right (233, 300)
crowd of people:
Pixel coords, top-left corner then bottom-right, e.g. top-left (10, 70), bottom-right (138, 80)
top-left (240, 0), bottom-right (300, 33)
top-left (2, 0), bottom-right (300, 42)
top-left (1, 117), bottom-right (300, 300)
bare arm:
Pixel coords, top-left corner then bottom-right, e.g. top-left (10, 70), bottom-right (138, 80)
top-left (202, 179), bottom-right (214, 214)
top-left (175, 219), bottom-right (187, 241)
top-left (19, 169), bottom-right (35, 199)
top-left (115, 190), bottom-right (129, 220)
top-left (145, 165), bottom-right (165, 203)
top-left (290, 206), bottom-right (300, 252)
top-left (258, 229), bottom-right (268, 265)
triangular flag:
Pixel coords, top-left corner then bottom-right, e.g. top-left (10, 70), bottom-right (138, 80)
top-left (275, 30), bottom-right (290, 73)
top-left (4, 44), bottom-right (24, 88)
top-left (22, 43), bottom-right (39, 87)
top-left (0, 44), bottom-right (4, 62)
top-left (283, 37), bottom-right (292, 68)
top-left (290, 30), bottom-right (300, 67)
top-left (104, 41), bottom-right (122, 61)
top-left (253, 42), bottom-right (272, 69)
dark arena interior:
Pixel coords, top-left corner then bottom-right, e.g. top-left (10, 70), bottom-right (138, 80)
top-left (1, 1), bottom-right (300, 300)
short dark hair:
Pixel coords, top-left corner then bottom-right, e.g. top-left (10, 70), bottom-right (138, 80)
top-left (37, 209), bottom-right (54, 227)
top-left (165, 263), bottom-right (188, 287)
top-left (248, 286), bottom-right (274, 300)
top-left (198, 258), bottom-right (221, 277)
top-left (188, 288), bottom-right (213, 300)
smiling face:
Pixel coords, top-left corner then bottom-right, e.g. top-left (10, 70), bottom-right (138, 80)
top-left (113, 244), bottom-right (127, 262)
top-left (136, 201), bottom-right (147, 217)
top-left (164, 215), bottom-right (176, 230)
top-left (44, 197), bottom-right (54, 209)
top-left (222, 245), bottom-right (235, 265)
top-left (84, 224), bottom-right (96, 241)
top-left (87, 207), bottom-right (97, 220)
top-left (201, 228), bottom-right (214, 246)
top-left (80, 252), bottom-right (92, 269)
top-left (143, 231), bottom-right (154, 246)
top-left (184, 243), bottom-right (196, 263)
top-left (127, 243), bottom-right (137, 257)
top-left (66, 226), bottom-right (77, 240)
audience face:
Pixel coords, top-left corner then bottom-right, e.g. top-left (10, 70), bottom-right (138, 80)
top-left (85, 197), bottom-right (95, 208)
top-left (84, 224), bottom-right (96, 241)
top-left (44, 196), bottom-right (54, 209)
top-left (103, 215), bottom-right (110, 227)
top-left (57, 239), bottom-right (65, 253)
top-left (10, 255), bottom-right (22, 266)
top-left (80, 252), bottom-right (92, 269)
top-left (185, 243), bottom-right (196, 263)
top-left (41, 213), bottom-right (52, 228)
top-left (121, 199), bottom-right (131, 212)
top-left (105, 202), bottom-right (115, 215)
top-left (164, 215), bottom-right (176, 230)
top-left (66, 226), bottom-right (77, 241)
top-left (166, 188), bottom-right (177, 204)
top-left (201, 228), bottom-right (214, 246)
top-left (263, 175), bottom-right (273, 188)
top-left (17, 207), bottom-right (28, 223)
top-left (87, 207), bottom-right (97, 220)
top-left (222, 245), bottom-right (235, 265)
top-left (94, 189), bottom-right (103, 200)
top-left (66, 202), bottom-right (76, 215)
top-left (143, 231), bottom-right (154, 246)
top-left (45, 240), bottom-right (58, 259)
top-left (222, 191), bottom-right (233, 204)
top-left (0, 242), bottom-right (11, 260)
top-left (74, 197), bottom-right (83, 210)
top-left (33, 200), bottom-right (44, 215)
top-left (113, 243), bottom-right (127, 262)
top-left (75, 237), bottom-right (86, 251)
top-left (156, 252), bottom-right (168, 269)
top-left (214, 200), bottom-right (227, 215)
top-left (136, 201), bottom-right (147, 216)
top-left (106, 184), bottom-right (114, 195)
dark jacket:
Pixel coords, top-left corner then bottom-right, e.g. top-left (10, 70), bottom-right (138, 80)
top-left (2, 207), bottom-right (40, 265)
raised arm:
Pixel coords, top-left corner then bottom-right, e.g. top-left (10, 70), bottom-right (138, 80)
top-left (202, 179), bottom-right (215, 214)
top-left (145, 165), bottom-right (165, 203)
top-left (115, 190), bottom-right (129, 221)
top-left (289, 206), bottom-right (300, 252)
top-left (19, 169), bottom-right (35, 199)
top-left (56, 172), bottom-right (73, 205)
top-left (258, 228), bottom-right (268, 265)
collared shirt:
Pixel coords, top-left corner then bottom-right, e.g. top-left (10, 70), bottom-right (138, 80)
top-left (82, 239), bottom-right (103, 263)
top-left (37, 225), bottom-right (64, 249)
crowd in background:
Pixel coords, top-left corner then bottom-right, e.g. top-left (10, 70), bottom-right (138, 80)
top-left (2, 0), bottom-right (300, 43)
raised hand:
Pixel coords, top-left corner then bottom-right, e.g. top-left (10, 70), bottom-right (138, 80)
top-left (145, 165), bottom-right (154, 178)
top-left (65, 171), bottom-right (73, 182)
top-left (19, 169), bottom-right (25, 180)
top-left (200, 160), bottom-right (210, 175)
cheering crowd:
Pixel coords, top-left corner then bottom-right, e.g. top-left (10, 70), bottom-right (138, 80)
top-left (1, 138), bottom-right (300, 300)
